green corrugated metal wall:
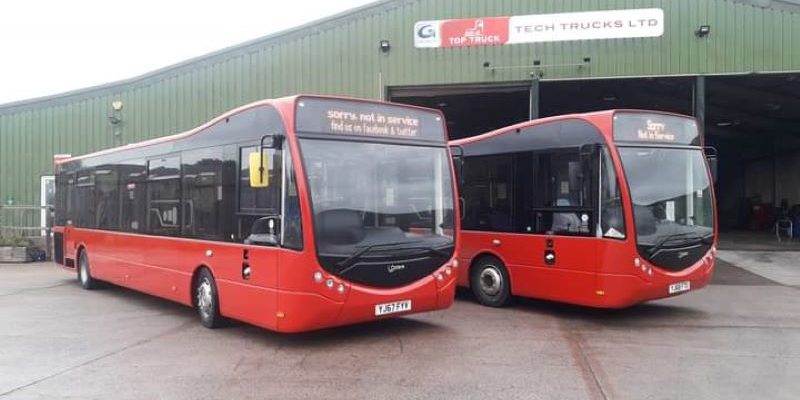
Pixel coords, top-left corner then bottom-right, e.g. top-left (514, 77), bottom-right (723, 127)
top-left (1, 0), bottom-right (799, 228)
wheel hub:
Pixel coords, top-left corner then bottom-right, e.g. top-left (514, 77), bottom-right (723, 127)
top-left (479, 266), bottom-right (502, 296)
top-left (196, 279), bottom-right (213, 318)
top-left (79, 256), bottom-right (88, 284)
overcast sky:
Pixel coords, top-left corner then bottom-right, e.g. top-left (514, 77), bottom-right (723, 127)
top-left (0, 0), bottom-right (376, 105)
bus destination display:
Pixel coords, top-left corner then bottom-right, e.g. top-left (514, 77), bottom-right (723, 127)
top-left (613, 112), bottom-right (700, 146)
top-left (295, 97), bottom-right (446, 142)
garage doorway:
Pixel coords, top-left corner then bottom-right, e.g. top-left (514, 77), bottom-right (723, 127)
top-left (390, 83), bottom-right (531, 140)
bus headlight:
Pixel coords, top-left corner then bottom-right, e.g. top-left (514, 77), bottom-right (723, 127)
top-left (452, 259), bottom-right (459, 268)
top-left (337, 283), bottom-right (346, 294)
top-left (325, 278), bottom-right (334, 288)
top-left (313, 271), bottom-right (324, 283)
top-left (444, 266), bottom-right (452, 275)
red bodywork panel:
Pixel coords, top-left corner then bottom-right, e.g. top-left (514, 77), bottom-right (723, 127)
top-left (56, 95), bottom-right (459, 333)
top-left (451, 110), bottom-right (717, 308)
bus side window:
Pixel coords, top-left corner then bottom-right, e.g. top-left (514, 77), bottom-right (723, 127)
top-left (461, 155), bottom-right (513, 232)
top-left (600, 147), bottom-right (626, 239)
top-left (147, 156), bottom-right (182, 236)
top-left (282, 152), bottom-right (303, 250)
top-left (75, 170), bottom-right (96, 228)
top-left (94, 167), bottom-right (119, 230)
top-left (534, 150), bottom-right (593, 236)
top-left (182, 148), bottom-right (227, 240)
top-left (120, 161), bottom-right (147, 233)
top-left (238, 146), bottom-right (282, 242)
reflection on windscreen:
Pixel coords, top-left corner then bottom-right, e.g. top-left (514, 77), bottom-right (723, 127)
top-left (619, 148), bottom-right (713, 246)
top-left (299, 139), bottom-right (455, 255)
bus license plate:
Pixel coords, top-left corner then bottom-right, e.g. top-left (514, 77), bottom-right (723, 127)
top-left (375, 300), bottom-right (412, 316)
top-left (668, 281), bottom-right (691, 294)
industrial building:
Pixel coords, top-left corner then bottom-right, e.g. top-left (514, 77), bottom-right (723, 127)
top-left (1, 0), bottom-right (799, 236)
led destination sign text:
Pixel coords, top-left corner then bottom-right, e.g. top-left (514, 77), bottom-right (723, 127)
top-left (296, 97), bottom-right (446, 143)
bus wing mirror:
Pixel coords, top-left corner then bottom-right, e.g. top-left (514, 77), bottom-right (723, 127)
top-left (450, 145), bottom-right (464, 186)
top-left (249, 151), bottom-right (270, 188)
top-left (245, 216), bottom-right (281, 246)
top-left (705, 146), bottom-right (718, 184)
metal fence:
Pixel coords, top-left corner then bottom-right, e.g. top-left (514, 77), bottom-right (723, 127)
top-left (0, 205), bottom-right (53, 260)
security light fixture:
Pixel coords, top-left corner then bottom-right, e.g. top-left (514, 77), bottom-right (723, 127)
top-left (108, 115), bottom-right (122, 125)
top-left (379, 40), bottom-right (391, 53)
top-left (111, 100), bottom-right (123, 111)
top-left (696, 25), bottom-right (711, 37)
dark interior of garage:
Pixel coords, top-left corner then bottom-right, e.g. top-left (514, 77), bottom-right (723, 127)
top-left (393, 74), bottom-right (800, 242)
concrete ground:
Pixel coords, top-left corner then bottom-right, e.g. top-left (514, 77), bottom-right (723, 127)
top-left (0, 259), bottom-right (798, 400)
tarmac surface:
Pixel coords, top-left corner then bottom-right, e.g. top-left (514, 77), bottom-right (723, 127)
top-left (0, 258), bottom-right (798, 400)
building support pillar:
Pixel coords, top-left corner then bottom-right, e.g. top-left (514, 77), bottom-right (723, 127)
top-left (529, 77), bottom-right (540, 120)
top-left (693, 76), bottom-right (706, 131)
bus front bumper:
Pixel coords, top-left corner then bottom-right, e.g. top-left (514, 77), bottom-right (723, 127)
top-left (592, 254), bottom-right (715, 308)
top-left (274, 269), bottom-right (456, 333)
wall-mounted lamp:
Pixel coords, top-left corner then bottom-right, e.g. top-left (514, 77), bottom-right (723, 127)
top-left (111, 100), bottom-right (123, 111)
top-left (695, 25), bottom-right (711, 38)
top-left (108, 115), bottom-right (122, 125)
top-left (379, 40), bottom-right (391, 53)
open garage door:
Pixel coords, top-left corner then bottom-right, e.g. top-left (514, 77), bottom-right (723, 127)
top-left (705, 74), bottom-right (800, 234)
top-left (390, 83), bottom-right (531, 139)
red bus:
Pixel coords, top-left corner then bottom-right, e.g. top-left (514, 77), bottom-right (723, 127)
top-left (53, 95), bottom-right (459, 332)
top-left (451, 110), bottom-right (717, 308)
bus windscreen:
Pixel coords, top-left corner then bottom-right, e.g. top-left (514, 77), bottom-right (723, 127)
top-left (294, 97), bottom-right (447, 143)
top-left (613, 112), bottom-right (700, 146)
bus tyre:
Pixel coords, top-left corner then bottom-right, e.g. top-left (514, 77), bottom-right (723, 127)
top-left (194, 268), bottom-right (224, 329)
top-left (470, 256), bottom-right (512, 307)
top-left (77, 249), bottom-right (99, 290)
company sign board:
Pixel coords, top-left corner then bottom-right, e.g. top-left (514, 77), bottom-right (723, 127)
top-left (414, 8), bottom-right (664, 48)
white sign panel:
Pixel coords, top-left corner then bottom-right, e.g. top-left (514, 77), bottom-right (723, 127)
top-left (414, 8), bottom-right (664, 48)
top-left (508, 9), bottom-right (664, 44)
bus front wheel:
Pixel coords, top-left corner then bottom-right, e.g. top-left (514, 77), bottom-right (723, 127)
top-left (194, 268), bottom-right (223, 329)
top-left (77, 249), bottom-right (99, 290)
top-left (470, 256), bottom-right (512, 307)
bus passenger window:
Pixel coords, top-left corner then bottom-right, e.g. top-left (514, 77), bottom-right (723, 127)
top-left (282, 152), bottom-right (303, 250)
top-left (534, 150), bottom-right (593, 236)
top-left (147, 156), bottom-right (182, 236)
top-left (461, 155), bottom-right (513, 232)
top-left (600, 148), bottom-right (626, 239)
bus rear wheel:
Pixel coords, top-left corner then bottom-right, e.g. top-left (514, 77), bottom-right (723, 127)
top-left (77, 249), bottom-right (99, 290)
top-left (194, 268), bottom-right (223, 329)
top-left (470, 256), bottom-right (512, 307)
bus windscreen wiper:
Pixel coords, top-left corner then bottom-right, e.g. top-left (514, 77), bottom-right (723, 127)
top-left (647, 231), bottom-right (707, 257)
top-left (389, 244), bottom-right (452, 259)
top-left (337, 240), bottom-right (425, 272)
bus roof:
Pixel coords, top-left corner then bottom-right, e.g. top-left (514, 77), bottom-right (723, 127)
top-left (56, 94), bottom-right (445, 164)
top-left (448, 109), bottom-right (695, 146)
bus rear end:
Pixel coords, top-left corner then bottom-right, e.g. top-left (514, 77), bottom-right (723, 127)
top-left (595, 111), bottom-right (717, 307)
top-left (275, 96), bottom-right (459, 332)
